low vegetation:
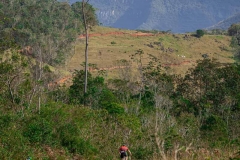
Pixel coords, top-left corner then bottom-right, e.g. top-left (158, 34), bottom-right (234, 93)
top-left (0, 0), bottom-right (240, 159)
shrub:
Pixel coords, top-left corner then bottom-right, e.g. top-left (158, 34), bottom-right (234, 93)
top-left (59, 123), bottom-right (98, 156)
top-left (23, 118), bottom-right (53, 144)
top-left (104, 102), bottom-right (125, 115)
top-left (133, 146), bottom-right (153, 159)
top-left (196, 29), bottom-right (205, 38)
top-left (99, 89), bottom-right (118, 106)
top-left (200, 115), bottom-right (228, 147)
top-left (228, 23), bottom-right (240, 36)
top-left (69, 70), bottom-right (105, 107)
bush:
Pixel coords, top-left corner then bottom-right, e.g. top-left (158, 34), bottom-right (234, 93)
top-left (0, 113), bottom-right (30, 159)
top-left (0, 130), bottom-right (30, 159)
top-left (196, 29), bottom-right (204, 38)
top-left (99, 89), bottom-right (118, 106)
top-left (69, 70), bottom-right (105, 107)
top-left (133, 146), bottom-right (153, 160)
top-left (104, 102), bottom-right (125, 115)
top-left (0, 114), bottom-right (12, 128)
top-left (196, 29), bottom-right (205, 38)
top-left (228, 23), bottom-right (240, 36)
top-left (59, 123), bottom-right (98, 156)
top-left (200, 115), bottom-right (228, 147)
top-left (23, 118), bottom-right (53, 144)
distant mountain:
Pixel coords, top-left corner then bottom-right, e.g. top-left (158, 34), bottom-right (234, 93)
top-left (206, 12), bottom-right (240, 30)
top-left (69, 0), bottom-right (240, 33)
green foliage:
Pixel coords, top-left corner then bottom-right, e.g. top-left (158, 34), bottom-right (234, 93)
top-left (98, 89), bottom-right (125, 114)
top-left (0, 51), bottom-right (34, 107)
top-left (196, 29), bottom-right (205, 38)
top-left (103, 102), bottom-right (125, 115)
top-left (0, 114), bottom-right (12, 128)
top-left (0, 9), bottom-right (20, 53)
top-left (133, 146), bottom-right (153, 159)
top-left (201, 115), bottom-right (228, 146)
top-left (99, 89), bottom-right (118, 106)
top-left (69, 70), bottom-right (86, 104)
top-left (69, 70), bottom-right (105, 107)
top-left (0, 112), bottom-right (30, 159)
top-left (59, 123), bottom-right (98, 155)
top-left (230, 36), bottom-right (239, 48)
top-left (0, 0), bottom-right (97, 65)
top-left (0, 14), bottom-right (239, 158)
top-left (206, 29), bottom-right (227, 35)
top-left (228, 23), bottom-right (240, 36)
top-left (174, 59), bottom-right (221, 115)
top-left (71, 1), bottom-right (98, 27)
top-left (173, 59), bottom-right (240, 149)
top-left (23, 118), bottom-right (53, 144)
top-left (0, 129), bottom-right (29, 159)
top-left (228, 24), bottom-right (240, 59)
top-left (140, 90), bottom-right (155, 113)
top-left (111, 41), bottom-right (117, 44)
top-left (0, 57), bottom-right (239, 159)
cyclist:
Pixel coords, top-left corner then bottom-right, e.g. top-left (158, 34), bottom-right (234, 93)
top-left (119, 144), bottom-right (132, 160)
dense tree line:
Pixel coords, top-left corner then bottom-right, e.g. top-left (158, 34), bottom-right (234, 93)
top-left (0, 1), bottom-right (239, 159)
top-left (0, 0), bottom-right (97, 65)
top-left (1, 51), bottom-right (239, 159)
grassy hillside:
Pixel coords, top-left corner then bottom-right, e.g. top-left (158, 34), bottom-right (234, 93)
top-left (2, 1), bottom-right (239, 159)
top-left (1, 25), bottom-right (239, 159)
top-left (62, 26), bottom-right (234, 82)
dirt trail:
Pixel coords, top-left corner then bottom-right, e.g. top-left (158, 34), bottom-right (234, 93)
top-left (78, 31), bottom-right (155, 39)
top-left (50, 60), bottom-right (194, 87)
top-left (50, 31), bottom-right (198, 86)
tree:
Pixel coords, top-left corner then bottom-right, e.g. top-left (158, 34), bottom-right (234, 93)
top-left (69, 70), bottom-right (105, 107)
top-left (82, 0), bottom-right (89, 96)
top-left (72, 1), bottom-right (98, 97)
top-left (228, 23), bottom-right (240, 36)
top-left (1, 0), bottom-right (83, 65)
top-left (173, 59), bottom-right (240, 147)
top-left (228, 23), bottom-right (240, 59)
top-left (196, 29), bottom-right (204, 38)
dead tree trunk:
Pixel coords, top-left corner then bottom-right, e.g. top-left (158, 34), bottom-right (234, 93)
top-left (82, 0), bottom-right (89, 95)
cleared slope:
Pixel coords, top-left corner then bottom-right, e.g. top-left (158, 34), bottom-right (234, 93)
top-left (64, 26), bottom-right (234, 81)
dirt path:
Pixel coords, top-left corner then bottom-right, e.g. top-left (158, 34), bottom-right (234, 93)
top-left (78, 31), bottom-right (155, 39)
top-left (50, 31), bottom-right (198, 86)
top-left (49, 60), bottom-right (195, 87)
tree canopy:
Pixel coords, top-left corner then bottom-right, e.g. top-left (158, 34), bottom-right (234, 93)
top-left (0, 0), bottom-right (97, 65)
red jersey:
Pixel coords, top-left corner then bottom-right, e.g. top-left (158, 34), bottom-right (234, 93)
top-left (119, 146), bottom-right (128, 152)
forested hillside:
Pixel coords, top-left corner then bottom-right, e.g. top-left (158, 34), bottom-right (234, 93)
top-left (0, 0), bottom-right (240, 159)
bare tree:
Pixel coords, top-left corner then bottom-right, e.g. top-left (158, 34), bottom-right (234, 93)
top-left (154, 95), bottom-right (174, 160)
top-left (82, 0), bottom-right (89, 95)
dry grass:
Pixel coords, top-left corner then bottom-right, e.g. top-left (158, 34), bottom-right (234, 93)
top-left (64, 26), bottom-right (234, 79)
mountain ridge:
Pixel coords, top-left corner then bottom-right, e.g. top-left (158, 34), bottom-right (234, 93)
top-left (70, 0), bottom-right (240, 33)
top-left (206, 12), bottom-right (240, 30)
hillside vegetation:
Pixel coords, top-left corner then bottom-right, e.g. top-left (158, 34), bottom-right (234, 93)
top-left (0, 0), bottom-right (240, 160)
top-left (65, 26), bottom-right (234, 80)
